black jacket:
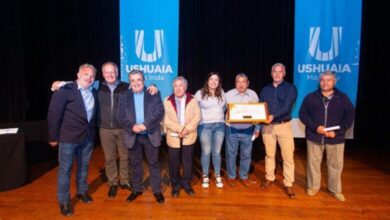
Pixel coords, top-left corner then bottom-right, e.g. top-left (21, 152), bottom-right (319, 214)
top-left (48, 82), bottom-right (97, 143)
top-left (299, 88), bottom-right (355, 144)
top-left (97, 80), bottom-right (129, 129)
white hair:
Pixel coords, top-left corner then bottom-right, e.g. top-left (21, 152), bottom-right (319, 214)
top-left (172, 76), bottom-right (188, 88)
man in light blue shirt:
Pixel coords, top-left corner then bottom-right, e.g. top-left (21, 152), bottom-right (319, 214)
top-left (116, 70), bottom-right (165, 204)
top-left (79, 85), bottom-right (95, 122)
top-left (225, 73), bottom-right (260, 187)
top-left (47, 64), bottom-right (97, 216)
top-left (133, 92), bottom-right (146, 133)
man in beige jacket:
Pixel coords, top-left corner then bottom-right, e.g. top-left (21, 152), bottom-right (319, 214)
top-left (163, 76), bottom-right (201, 198)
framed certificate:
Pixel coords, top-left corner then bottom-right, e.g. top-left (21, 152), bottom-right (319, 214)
top-left (227, 103), bottom-right (269, 123)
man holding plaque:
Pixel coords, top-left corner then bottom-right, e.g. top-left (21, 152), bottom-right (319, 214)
top-left (225, 73), bottom-right (260, 187)
top-left (259, 63), bottom-right (297, 199)
top-left (299, 71), bottom-right (355, 202)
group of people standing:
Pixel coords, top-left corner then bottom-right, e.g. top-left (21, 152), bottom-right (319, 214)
top-left (47, 62), bottom-right (355, 217)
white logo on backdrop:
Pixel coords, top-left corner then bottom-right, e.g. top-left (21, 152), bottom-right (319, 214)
top-left (308, 27), bottom-right (342, 61)
top-left (135, 29), bottom-right (164, 62)
top-left (129, 29), bottom-right (172, 74)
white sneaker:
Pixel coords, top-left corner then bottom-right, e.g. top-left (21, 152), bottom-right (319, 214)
top-left (333, 193), bottom-right (346, 202)
top-left (306, 188), bottom-right (319, 196)
top-left (202, 175), bottom-right (209, 188)
top-left (215, 175), bottom-right (223, 188)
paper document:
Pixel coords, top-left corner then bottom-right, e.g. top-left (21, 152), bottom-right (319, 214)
top-left (0, 128), bottom-right (19, 135)
top-left (170, 132), bottom-right (188, 138)
top-left (324, 126), bottom-right (340, 132)
top-left (251, 134), bottom-right (257, 141)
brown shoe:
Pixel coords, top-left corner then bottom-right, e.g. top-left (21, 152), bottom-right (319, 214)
top-left (261, 180), bottom-right (273, 189)
top-left (285, 187), bottom-right (295, 199)
top-left (247, 176), bottom-right (258, 184)
top-left (227, 178), bottom-right (236, 187)
top-left (239, 179), bottom-right (250, 187)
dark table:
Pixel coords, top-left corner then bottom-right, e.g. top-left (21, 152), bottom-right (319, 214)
top-left (0, 131), bottom-right (27, 191)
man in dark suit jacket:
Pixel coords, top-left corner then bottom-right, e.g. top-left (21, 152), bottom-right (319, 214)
top-left (47, 64), bottom-right (97, 216)
top-left (116, 69), bottom-right (165, 204)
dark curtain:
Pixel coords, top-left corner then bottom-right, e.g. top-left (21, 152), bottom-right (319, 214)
top-left (1, 0), bottom-right (26, 122)
top-left (0, 0), bottom-right (119, 122)
top-left (0, 0), bottom-right (388, 145)
top-left (354, 0), bottom-right (389, 145)
top-left (179, 0), bottom-right (294, 93)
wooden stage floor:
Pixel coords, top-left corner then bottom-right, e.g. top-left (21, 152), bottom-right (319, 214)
top-left (1, 143), bottom-right (389, 219)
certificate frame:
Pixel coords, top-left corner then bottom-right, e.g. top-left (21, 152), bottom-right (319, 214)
top-left (227, 103), bottom-right (269, 123)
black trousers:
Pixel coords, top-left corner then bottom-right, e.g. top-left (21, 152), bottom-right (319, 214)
top-left (129, 135), bottom-right (161, 193)
top-left (168, 144), bottom-right (194, 190)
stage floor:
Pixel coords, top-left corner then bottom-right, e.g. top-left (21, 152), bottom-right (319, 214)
top-left (0, 143), bottom-right (389, 219)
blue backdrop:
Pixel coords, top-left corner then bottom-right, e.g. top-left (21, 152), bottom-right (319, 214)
top-left (120, 0), bottom-right (179, 100)
top-left (292, 0), bottom-right (362, 137)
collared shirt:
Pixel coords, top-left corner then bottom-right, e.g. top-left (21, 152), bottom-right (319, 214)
top-left (259, 81), bottom-right (297, 123)
top-left (225, 88), bottom-right (259, 129)
top-left (106, 80), bottom-right (119, 93)
top-left (77, 83), bottom-right (95, 122)
top-left (102, 80), bottom-right (119, 116)
top-left (175, 94), bottom-right (187, 126)
top-left (133, 91), bottom-right (145, 124)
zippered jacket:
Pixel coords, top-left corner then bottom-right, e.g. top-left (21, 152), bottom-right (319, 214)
top-left (97, 81), bottom-right (129, 129)
top-left (299, 88), bottom-right (355, 144)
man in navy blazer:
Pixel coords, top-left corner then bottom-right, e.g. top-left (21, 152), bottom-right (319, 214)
top-left (47, 64), bottom-right (97, 216)
top-left (116, 69), bottom-right (165, 204)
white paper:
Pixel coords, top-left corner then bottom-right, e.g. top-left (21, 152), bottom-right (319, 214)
top-left (170, 132), bottom-right (188, 138)
top-left (251, 134), bottom-right (256, 141)
top-left (170, 132), bottom-right (178, 137)
top-left (230, 104), bottom-right (267, 120)
top-left (324, 126), bottom-right (340, 132)
top-left (0, 128), bottom-right (19, 135)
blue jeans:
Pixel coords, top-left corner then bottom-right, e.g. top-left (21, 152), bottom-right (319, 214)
top-left (57, 140), bottom-right (93, 204)
top-left (198, 122), bottom-right (225, 176)
top-left (225, 126), bottom-right (254, 179)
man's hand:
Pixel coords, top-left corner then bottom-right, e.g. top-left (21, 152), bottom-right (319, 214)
top-left (316, 126), bottom-right (326, 135)
top-left (132, 124), bottom-right (147, 133)
top-left (325, 131), bottom-right (336, 138)
top-left (265, 115), bottom-right (274, 124)
top-left (51, 81), bottom-right (64, 91)
top-left (179, 128), bottom-right (189, 138)
top-left (147, 85), bottom-right (158, 95)
top-left (49, 141), bottom-right (58, 147)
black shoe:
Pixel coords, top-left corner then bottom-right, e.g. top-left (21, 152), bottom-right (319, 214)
top-left (154, 192), bottom-right (165, 204)
top-left (171, 188), bottom-right (180, 198)
top-left (184, 188), bottom-right (195, 196)
top-left (77, 193), bottom-right (94, 203)
top-left (108, 185), bottom-right (118, 198)
top-left (120, 182), bottom-right (133, 191)
top-left (126, 191), bottom-right (143, 202)
top-left (59, 203), bottom-right (73, 217)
